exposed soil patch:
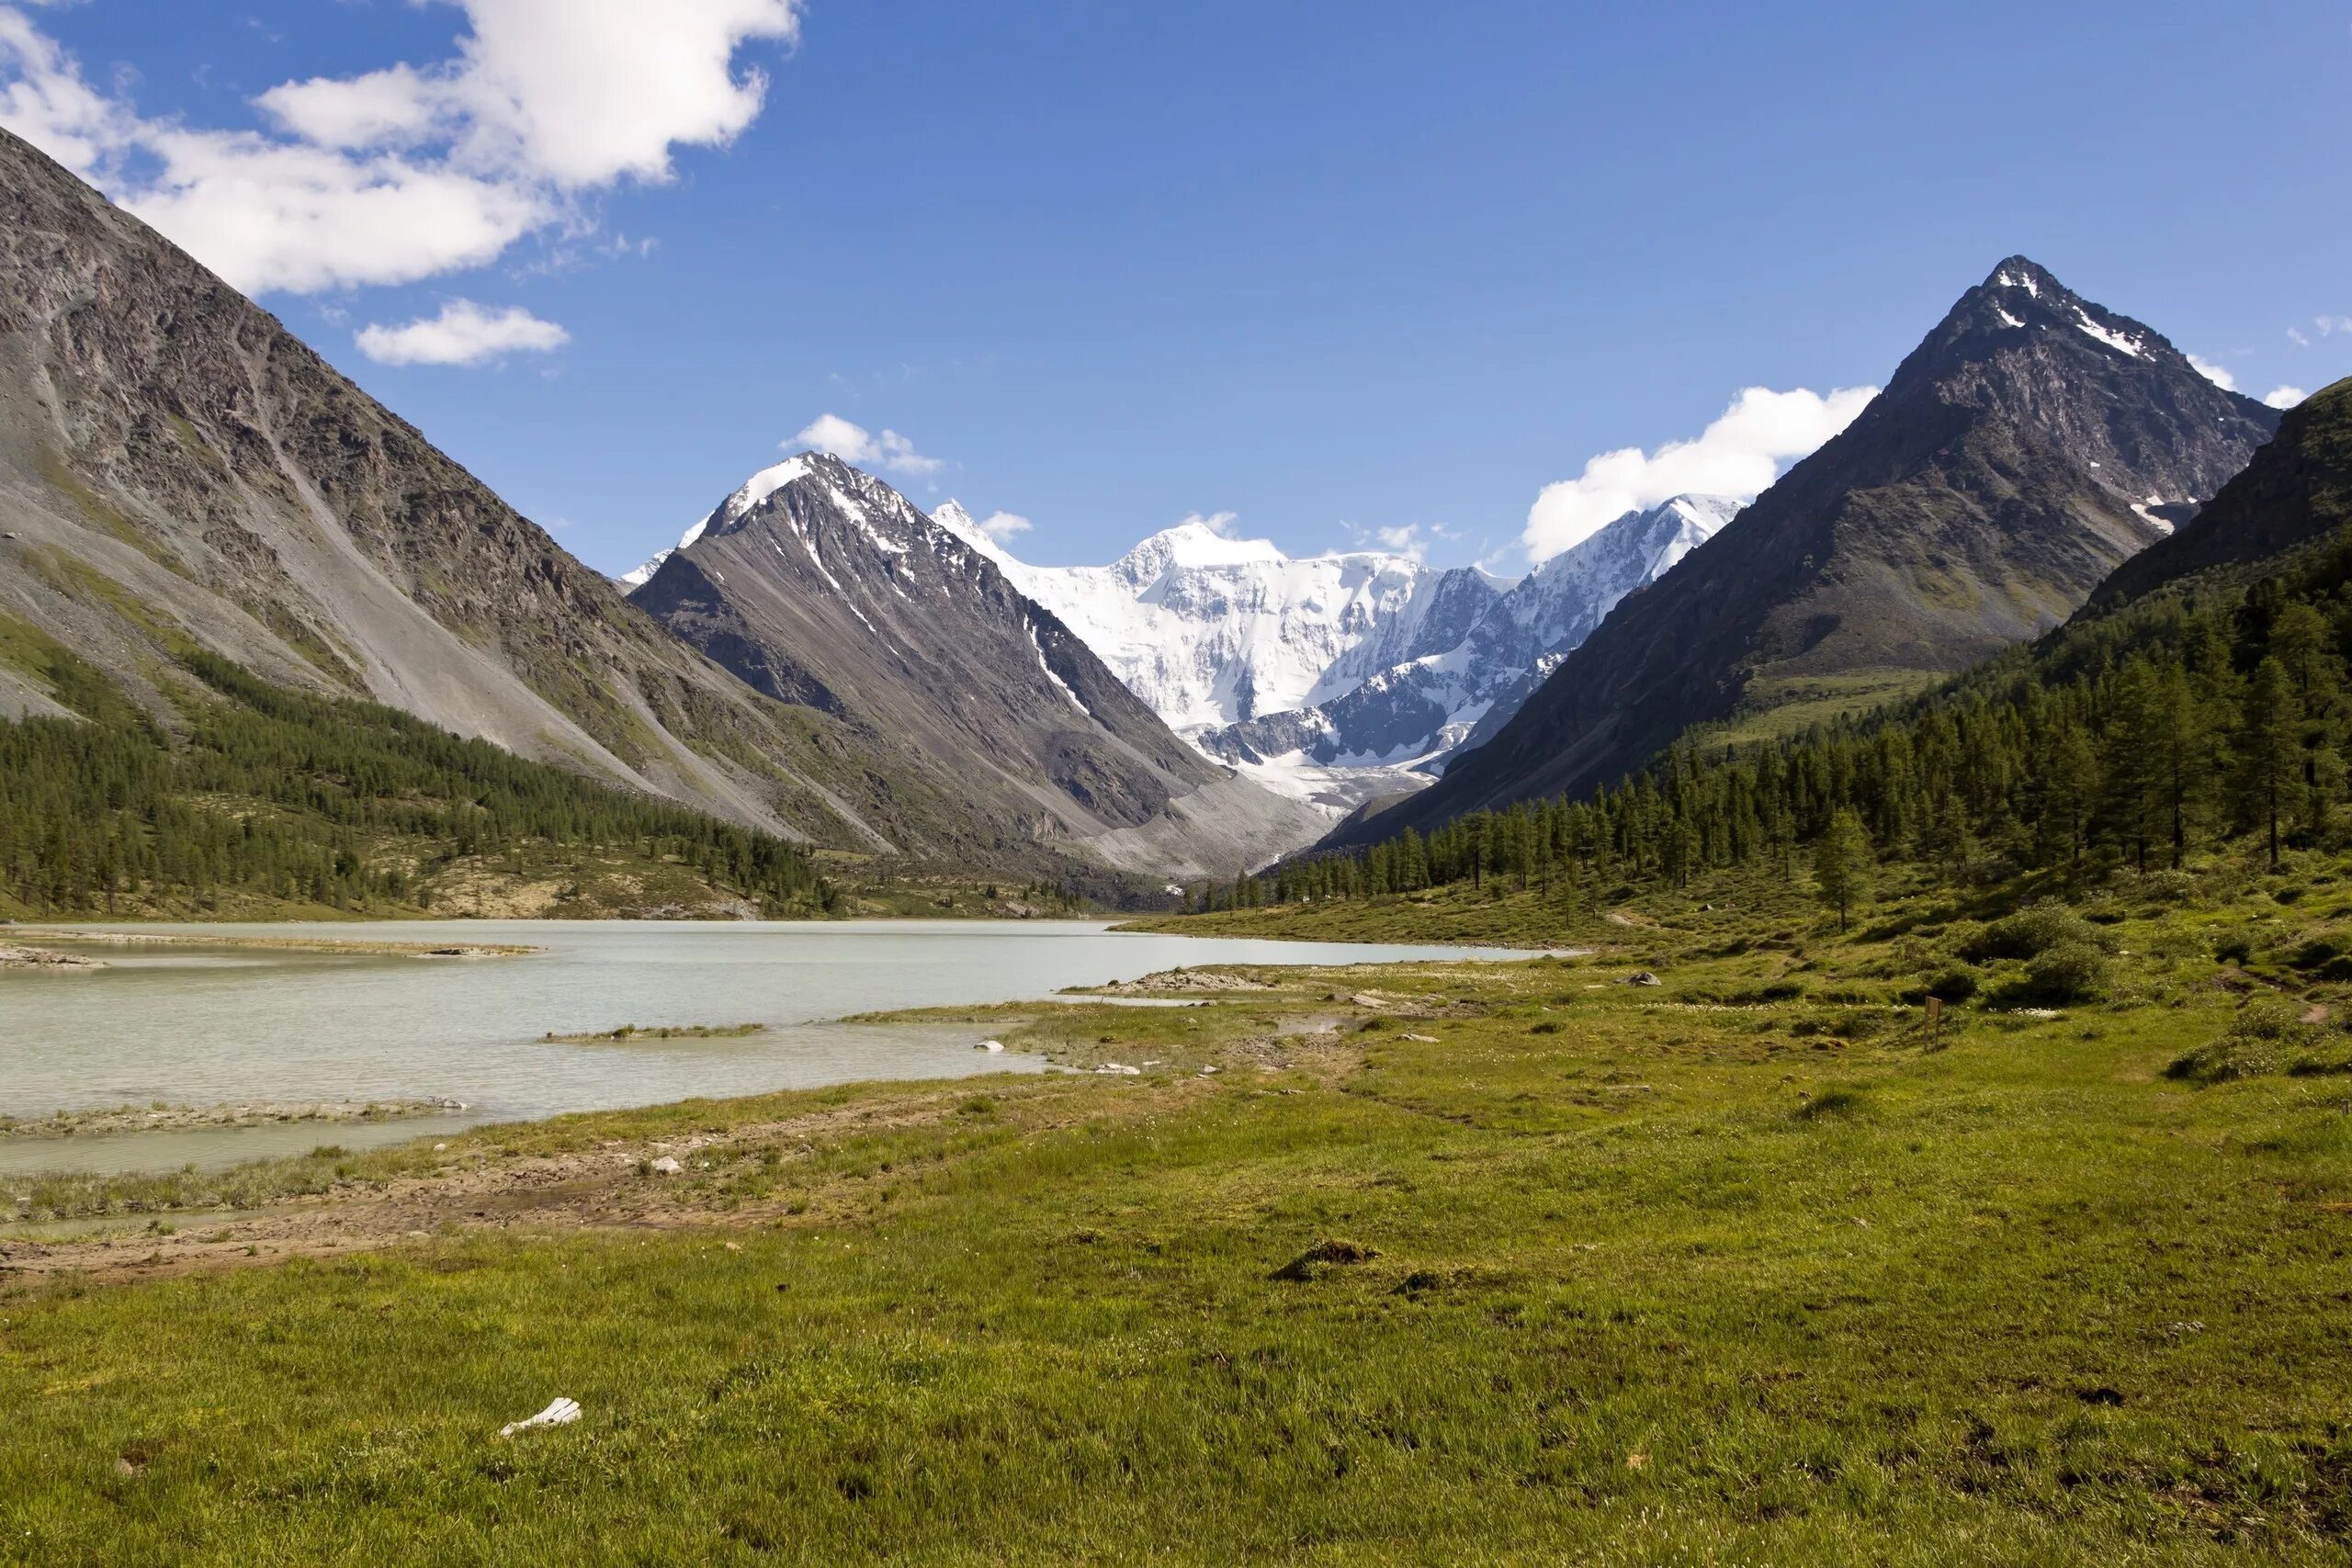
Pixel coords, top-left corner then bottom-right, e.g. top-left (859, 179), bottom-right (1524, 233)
top-left (0, 1099), bottom-right (466, 1140)
top-left (6, 929), bottom-right (538, 958)
top-left (0, 1076), bottom-right (1222, 1286)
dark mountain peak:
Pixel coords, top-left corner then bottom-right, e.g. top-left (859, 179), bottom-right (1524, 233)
top-left (1894, 255), bottom-right (2197, 398)
top-left (1326, 259), bottom-right (2283, 850)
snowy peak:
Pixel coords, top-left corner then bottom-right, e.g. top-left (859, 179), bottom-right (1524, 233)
top-left (1111, 520), bottom-right (1289, 587)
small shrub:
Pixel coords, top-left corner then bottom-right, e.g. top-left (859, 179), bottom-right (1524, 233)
top-left (2211, 926), bottom-right (2258, 964)
top-left (1922, 965), bottom-right (1981, 1003)
top-left (1970, 903), bottom-right (2110, 962)
top-left (1831, 1010), bottom-right (1892, 1042)
top-left (2165, 998), bottom-right (2325, 1085)
top-left (1794, 1087), bottom-right (1868, 1121)
top-left (2135, 869), bottom-right (2200, 905)
top-left (2024, 942), bottom-right (2112, 1004)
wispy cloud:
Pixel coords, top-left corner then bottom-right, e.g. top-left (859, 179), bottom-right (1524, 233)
top-left (0, 1), bottom-right (803, 294)
top-left (356, 298), bottom-right (567, 366)
top-left (1523, 385), bottom-right (1878, 561)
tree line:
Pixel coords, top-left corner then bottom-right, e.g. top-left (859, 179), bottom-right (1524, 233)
top-left (1192, 533), bottom-right (2352, 917)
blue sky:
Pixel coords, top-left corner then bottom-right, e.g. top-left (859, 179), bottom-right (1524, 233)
top-left (3, 2), bottom-right (2347, 577)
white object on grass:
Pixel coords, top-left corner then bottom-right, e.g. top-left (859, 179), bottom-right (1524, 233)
top-left (650, 1156), bottom-right (684, 1175)
top-left (500, 1397), bottom-right (582, 1438)
top-left (977, 1039), bottom-right (1004, 1053)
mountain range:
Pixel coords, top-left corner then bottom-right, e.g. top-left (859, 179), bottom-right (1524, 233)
top-left (905, 492), bottom-right (1739, 816)
top-left (625, 456), bottom-right (1323, 880)
top-left (0, 117), bottom-right (2314, 907)
top-left (1333, 255), bottom-right (2284, 847)
top-left (0, 125), bottom-right (1307, 888)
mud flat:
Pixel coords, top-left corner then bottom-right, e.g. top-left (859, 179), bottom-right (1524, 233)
top-left (0, 945), bottom-right (107, 971)
top-left (1, 1099), bottom-right (469, 1140)
top-left (5, 928), bottom-right (538, 958)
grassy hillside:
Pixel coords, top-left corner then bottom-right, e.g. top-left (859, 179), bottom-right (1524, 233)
top-left (7, 848), bottom-right (2352, 1559)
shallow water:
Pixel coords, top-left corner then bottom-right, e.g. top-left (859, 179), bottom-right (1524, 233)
top-left (0, 919), bottom-right (1533, 1174)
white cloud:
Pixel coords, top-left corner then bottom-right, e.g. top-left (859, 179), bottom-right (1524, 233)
top-left (972, 510), bottom-right (1032, 543)
top-left (356, 299), bottom-right (569, 366)
top-left (1340, 521), bottom-right (1437, 561)
top-left (1177, 511), bottom-right (1239, 536)
top-left (2188, 355), bottom-right (2238, 392)
top-left (2290, 326), bottom-right (2312, 347)
top-left (1522, 385), bottom-right (1878, 561)
top-left (2266, 386), bottom-right (2310, 410)
top-left (2321, 316), bottom-right (2352, 336)
top-left (0, 1), bottom-right (801, 294)
top-left (791, 413), bottom-right (946, 478)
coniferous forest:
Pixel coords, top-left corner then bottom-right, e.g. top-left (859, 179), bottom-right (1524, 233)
top-left (0, 646), bottom-right (831, 918)
top-left (1202, 526), bottom-right (2352, 917)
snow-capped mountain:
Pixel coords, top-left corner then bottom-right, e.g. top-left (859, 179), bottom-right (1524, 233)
top-left (933, 505), bottom-right (1506, 734)
top-left (927, 496), bottom-right (1741, 815)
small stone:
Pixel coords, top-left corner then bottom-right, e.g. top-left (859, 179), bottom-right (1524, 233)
top-left (977, 1039), bottom-right (1005, 1053)
top-left (650, 1156), bottom-right (684, 1176)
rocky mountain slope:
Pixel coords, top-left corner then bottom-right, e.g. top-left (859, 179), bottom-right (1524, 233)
top-left (628, 457), bottom-right (1326, 878)
top-left (2086, 377), bottom-right (2352, 613)
top-left (1334, 256), bottom-right (2283, 845)
top-left (0, 126), bottom-right (1296, 884)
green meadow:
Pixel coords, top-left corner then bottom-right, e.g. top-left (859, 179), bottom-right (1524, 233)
top-left (6, 857), bottom-right (2352, 1562)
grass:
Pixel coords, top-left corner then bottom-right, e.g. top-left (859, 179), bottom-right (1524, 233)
top-left (6, 855), bottom-right (2352, 1560)
top-left (1692, 669), bottom-right (1943, 749)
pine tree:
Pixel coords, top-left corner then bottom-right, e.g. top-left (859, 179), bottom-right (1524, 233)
top-left (2237, 657), bottom-right (2300, 868)
top-left (1811, 808), bottom-right (1872, 933)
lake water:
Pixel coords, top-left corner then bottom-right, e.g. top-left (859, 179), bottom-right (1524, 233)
top-left (1, 920), bottom-right (1533, 1175)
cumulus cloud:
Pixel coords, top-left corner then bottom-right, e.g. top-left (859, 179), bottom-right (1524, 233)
top-left (1522, 385), bottom-right (1878, 561)
top-left (356, 299), bottom-right (569, 366)
top-left (1177, 511), bottom-right (1239, 536)
top-left (972, 510), bottom-right (1033, 543)
top-left (2188, 355), bottom-right (2238, 392)
top-left (791, 413), bottom-right (946, 478)
top-left (0, 1), bottom-right (801, 294)
top-left (2266, 386), bottom-right (2310, 410)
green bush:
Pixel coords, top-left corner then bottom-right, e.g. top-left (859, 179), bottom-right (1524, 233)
top-left (2165, 998), bottom-right (2314, 1085)
top-left (2134, 869), bottom-right (2201, 905)
top-left (2211, 926), bottom-right (2258, 964)
top-left (2023, 942), bottom-right (2111, 1004)
top-left (1922, 965), bottom-right (1981, 1002)
top-left (1965, 903), bottom-right (2109, 962)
